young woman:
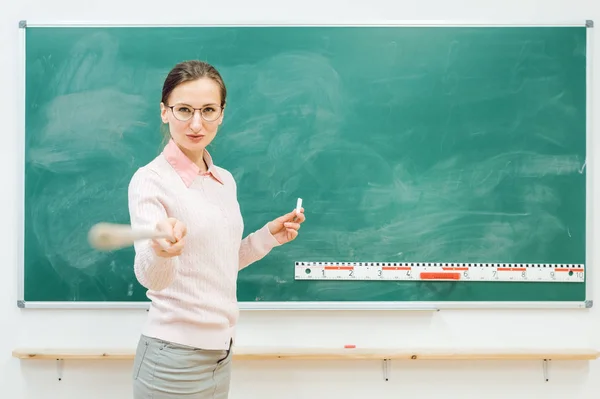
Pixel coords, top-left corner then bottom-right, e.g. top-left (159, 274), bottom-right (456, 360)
top-left (128, 60), bottom-right (305, 399)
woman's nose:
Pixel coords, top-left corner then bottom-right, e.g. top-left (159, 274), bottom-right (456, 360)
top-left (190, 111), bottom-right (203, 130)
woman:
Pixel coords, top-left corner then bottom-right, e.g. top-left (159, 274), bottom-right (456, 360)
top-left (128, 60), bottom-right (305, 398)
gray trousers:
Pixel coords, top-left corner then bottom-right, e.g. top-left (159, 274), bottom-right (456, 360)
top-left (132, 334), bottom-right (232, 398)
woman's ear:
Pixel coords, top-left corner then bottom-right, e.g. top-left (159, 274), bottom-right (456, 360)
top-left (218, 104), bottom-right (226, 126)
top-left (160, 102), bottom-right (169, 124)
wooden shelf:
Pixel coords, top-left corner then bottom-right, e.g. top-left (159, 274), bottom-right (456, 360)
top-left (13, 346), bottom-right (598, 382)
top-left (12, 347), bottom-right (600, 361)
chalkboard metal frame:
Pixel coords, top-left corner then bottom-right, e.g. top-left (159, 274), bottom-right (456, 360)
top-left (15, 20), bottom-right (594, 310)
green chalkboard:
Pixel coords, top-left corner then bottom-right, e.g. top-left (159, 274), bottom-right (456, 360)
top-left (20, 23), bottom-right (589, 309)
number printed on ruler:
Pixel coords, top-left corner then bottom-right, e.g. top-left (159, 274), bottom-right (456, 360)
top-left (294, 262), bottom-right (585, 283)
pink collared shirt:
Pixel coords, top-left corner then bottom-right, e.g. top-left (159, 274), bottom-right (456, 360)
top-left (127, 138), bottom-right (280, 350)
top-left (162, 138), bottom-right (224, 186)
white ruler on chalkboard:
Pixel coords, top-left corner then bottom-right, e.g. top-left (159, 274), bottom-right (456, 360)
top-left (294, 262), bottom-right (585, 283)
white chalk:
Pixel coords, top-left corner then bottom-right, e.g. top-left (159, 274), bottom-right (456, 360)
top-left (296, 198), bottom-right (302, 215)
top-left (87, 222), bottom-right (173, 251)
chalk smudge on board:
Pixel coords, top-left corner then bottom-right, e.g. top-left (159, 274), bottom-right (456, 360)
top-left (27, 31), bottom-right (164, 295)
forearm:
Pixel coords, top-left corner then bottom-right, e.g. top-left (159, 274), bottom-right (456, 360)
top-left (133, 242), bottom-right (178, 291)
top-left (128, 168), bottom-right (178, 290)
top-left (238, 223), bottom-right (281, 270)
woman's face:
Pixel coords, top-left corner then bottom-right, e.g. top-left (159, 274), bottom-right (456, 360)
top-left (160, 77), bottom-right (224, 157)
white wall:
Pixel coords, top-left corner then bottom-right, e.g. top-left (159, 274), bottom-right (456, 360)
top-left (1, 1), bottom-right (599, 398)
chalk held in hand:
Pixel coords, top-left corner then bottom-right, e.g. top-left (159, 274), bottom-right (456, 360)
top-left (296, 198), bottom-right (302, 215)
top-left (88, 222), bottom-right (174, 251)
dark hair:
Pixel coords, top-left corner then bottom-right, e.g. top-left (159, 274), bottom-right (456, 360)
top-left (161, 60), bottom-right (227, 107)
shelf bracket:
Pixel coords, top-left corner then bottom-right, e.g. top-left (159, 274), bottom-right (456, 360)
top-left (543, 359), bottom-right (551, 382)
top-left (382, 358), bottom-right (390, 381)
top-left (56, 358), bottom-right (64, 381)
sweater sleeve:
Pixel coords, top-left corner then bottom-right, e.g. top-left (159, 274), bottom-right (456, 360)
top-left (238, 223), bottom-right (281, 270)
top-left (128, 168), bottom-right (178, 291)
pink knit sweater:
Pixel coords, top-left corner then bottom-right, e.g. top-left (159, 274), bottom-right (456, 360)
top-left (128, 139), bottom-right (280, 350)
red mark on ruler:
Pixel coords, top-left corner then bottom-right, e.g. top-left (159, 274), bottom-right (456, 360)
top-left (324, 265), bottom-right (354, 270)
top-left (420, 272), bottom-right (460, 280)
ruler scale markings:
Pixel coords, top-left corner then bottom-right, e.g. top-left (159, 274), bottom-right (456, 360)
top-left (294, 262), bottom-right (585, 283)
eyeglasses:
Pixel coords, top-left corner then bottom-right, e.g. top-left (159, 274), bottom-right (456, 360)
top-left (167, 104), bottom-right (223, 122)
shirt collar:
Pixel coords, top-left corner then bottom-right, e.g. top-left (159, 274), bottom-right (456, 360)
top-left (162, 138), bottom-right (224, 187)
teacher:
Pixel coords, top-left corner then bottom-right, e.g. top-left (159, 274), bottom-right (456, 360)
top-left (128, 59), bottom-right (305, 398)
